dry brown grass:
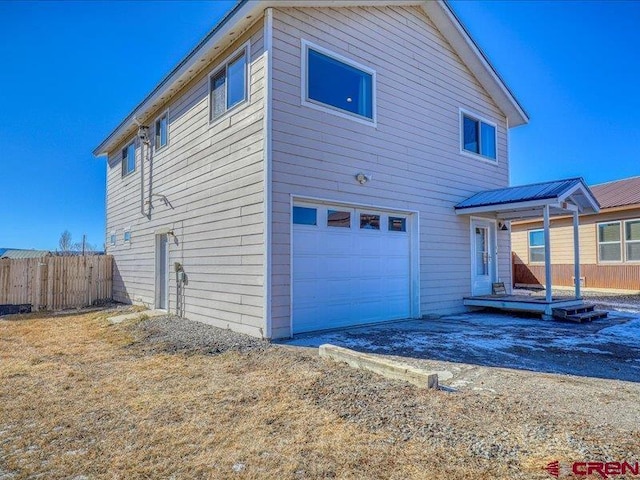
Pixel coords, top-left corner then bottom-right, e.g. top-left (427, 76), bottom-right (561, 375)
top-left (1, 311), bottom-right (638, 479)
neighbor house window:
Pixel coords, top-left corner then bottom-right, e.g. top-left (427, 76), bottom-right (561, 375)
top-left (293, 206), bottom-right (317, 226)
top-left (598, 221), bottom-right (622, 262)
top-left (528, 229), bottom-right (545, 263)
top-left (209, 46), bottom-right (248, 121)
top-left (625, 219), bottom-right (640, 261)
top-left (303, 40), bottom-right (375, 122)
top-left (123, 229), bottom-right (131, 243)
top-left (155, 112), bottom-right (168, 150)
top-left (121, 141), bottom-right (135, 177)
top-left (109, 232), bottom-right (116, 246)
top-left (461, 111), bottom-right (497, 160)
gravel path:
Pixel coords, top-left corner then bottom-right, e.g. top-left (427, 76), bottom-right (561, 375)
top-left (130, 315), bottom-right (271, 355)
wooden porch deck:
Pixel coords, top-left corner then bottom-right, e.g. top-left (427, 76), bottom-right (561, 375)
top-left (463, 294), bottom-right (585, 317)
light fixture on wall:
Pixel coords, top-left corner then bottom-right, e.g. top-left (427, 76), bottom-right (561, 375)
top-left (499, 221), bottom-right (509, 231)
top-left (355, 172), bottom-right (371, 185)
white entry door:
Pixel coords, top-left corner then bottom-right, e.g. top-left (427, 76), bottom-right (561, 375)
top-left (292, 202), bottom-right (413, 334)
top-left (471, 219), bottom-right (497, 296)
top-left (156, 234), bottom-right (169, 310)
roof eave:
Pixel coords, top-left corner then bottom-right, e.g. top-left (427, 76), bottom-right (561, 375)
top-left (94, 0), bottom-right (529, 157)
top-left (424, 0), bottom-right (529, 127)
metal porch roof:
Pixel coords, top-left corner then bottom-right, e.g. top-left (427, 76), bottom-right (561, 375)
top-left (455, 178), bottom-right (598, 210)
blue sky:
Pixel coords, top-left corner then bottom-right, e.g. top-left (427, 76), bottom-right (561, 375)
top-left (0, 1), bottom-right (638, 250)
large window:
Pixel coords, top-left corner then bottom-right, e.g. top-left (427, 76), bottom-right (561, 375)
top-left (528, 229), bottom-right (545, 263)
top-left (625, 219), bottom-right (640, 261)
top-left (461, 110), bottom-right (497, 160)
top-left (155, 112), bottom-right (168, 150)
top-left (598, 222), bottom-right (622, 262)
top-left (210, 46), bottom-right (248, 121)
top-left (303, 40), bottom-right (375, 122)
top-left (121, 141), bottom-right (135, 177)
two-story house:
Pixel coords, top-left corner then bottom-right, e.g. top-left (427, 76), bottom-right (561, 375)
top-left (94, 0), bottom-right (535, 338)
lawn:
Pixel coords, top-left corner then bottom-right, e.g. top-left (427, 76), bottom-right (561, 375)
top-left (1, 310), bottom-right (638, 479)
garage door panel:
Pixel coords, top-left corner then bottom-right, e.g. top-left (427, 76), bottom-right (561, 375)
top-left (292, 202), bottom-right (412, 334)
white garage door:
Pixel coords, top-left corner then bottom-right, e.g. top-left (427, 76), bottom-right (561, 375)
top-left (292, 202), bottom-right (412, 334)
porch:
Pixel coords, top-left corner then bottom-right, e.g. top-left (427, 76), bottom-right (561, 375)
top-left (455, 178), bottom-right (601, 318)
top-left (463, 294), bottom-right (584, 316)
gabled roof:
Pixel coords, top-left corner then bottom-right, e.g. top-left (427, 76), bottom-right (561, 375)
top-left (93, 0), bottom-right (528, 157)
top-left (455, 178), bottom-right (600, 219)
top-left (1, 249), bottom-right (51, 259)
top-left (590, 176), bottom-right (640, 209)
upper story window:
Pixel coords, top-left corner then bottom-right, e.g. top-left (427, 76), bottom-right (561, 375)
top-left (528, 229), bottom-right (545, 263)
top-left (302, 40), bottom-right (375, 124)
top-left (598, 221), bottom-right (622, 262)
top-left (123, 229), bottom-right (131, 243)
top-left (109, 232), bottom-right (116, 246)
top-left (461, 110), bottom-right (497, 161)
top-left (209, 45), bottom-right (248, 121)
top-left (121, 141), bottom-right (135, 177)
top-left (626, 219), bottom-right (640, 262)
top-left (155, 112), bottom-right (168, 150)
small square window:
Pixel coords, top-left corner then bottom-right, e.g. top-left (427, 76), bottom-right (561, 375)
top-left (327, 210), bottom-right (350, 228)
top-left (293, 206), bottom-right (317, 226)
top-left (124, 230), bottom-right (131, 242)
top-left (461, 112), bottom-right (496, 160)
top-left (388, 217), bottom-right (406, 232)
top-left (360, 214), bottom-right (380, 230)
top-left (121, 142), bottom-right (135, 177)
top-left (155, 113), bottom-right (168, 149)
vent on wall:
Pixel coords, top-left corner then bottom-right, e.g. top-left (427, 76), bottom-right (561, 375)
top-left (571, 276), bottom-right (586, 287)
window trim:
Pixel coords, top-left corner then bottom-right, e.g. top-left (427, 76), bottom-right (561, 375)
top-left (123, 228), bottom-right (131, 243)
top-left (528, 228), bottom-right (545, 264)
top-left (301, 39), bottom-right (377, 127)
top-left (121, 141), bottom-right (136, 178)
top-left (597, 221), bottom-right (622, 264)
top-left (459, 108), bottom-right (498, 164)
top-left (208, 42), bottom-right (250, 125)
top-left (154, 110), bottom-right (169, 151)
top-left (624, 218), bottom-right (640, 263)
top-left (109, 231), bottom-right (116, 247)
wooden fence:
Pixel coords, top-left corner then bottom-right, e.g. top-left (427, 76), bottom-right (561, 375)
top-left (0, 255), bottom-right (113, 310)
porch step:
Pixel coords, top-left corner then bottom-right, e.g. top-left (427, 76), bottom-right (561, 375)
top-left (552, 305), bottom-right (608, 323)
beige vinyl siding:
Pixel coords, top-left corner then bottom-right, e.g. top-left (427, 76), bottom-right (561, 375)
top-left (270, 6), bottom-right (511, 338)
top-left (512, 207), bottom-right (640, 267)
top-left (105, 21), bottom-right (267, 337)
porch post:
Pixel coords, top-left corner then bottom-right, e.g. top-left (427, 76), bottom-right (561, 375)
top-left (543, 205), bottom-right (552, 303)
top-left (573, 210), bottom-right (581, 299)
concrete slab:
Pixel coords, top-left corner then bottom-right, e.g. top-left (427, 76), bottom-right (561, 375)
top-left (285, 311), bottom-right (640, 383)
top-left (107, 309), bottom-right (167, 324)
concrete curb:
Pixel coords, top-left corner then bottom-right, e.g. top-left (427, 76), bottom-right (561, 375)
top-left (319, 344), bottom-right (450, 389)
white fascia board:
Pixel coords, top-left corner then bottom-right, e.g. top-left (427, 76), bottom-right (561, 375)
top-left (455, 198), bottom-right (559, 216)
top-left (558, 182), bottom-right (601, 214)
top-left (423, 1), bottom-right (529, 127)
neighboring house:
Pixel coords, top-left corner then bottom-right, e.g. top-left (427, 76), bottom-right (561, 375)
top-left (1, 249), bottom-right (51, 260)
top-left (94, 0), bottom-right (542, 339)
top-left (512, 176), bottom-right (640, 292)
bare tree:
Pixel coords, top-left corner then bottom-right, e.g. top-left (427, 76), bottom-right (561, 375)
top-left (58, 230), bottom-right (73, 254)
